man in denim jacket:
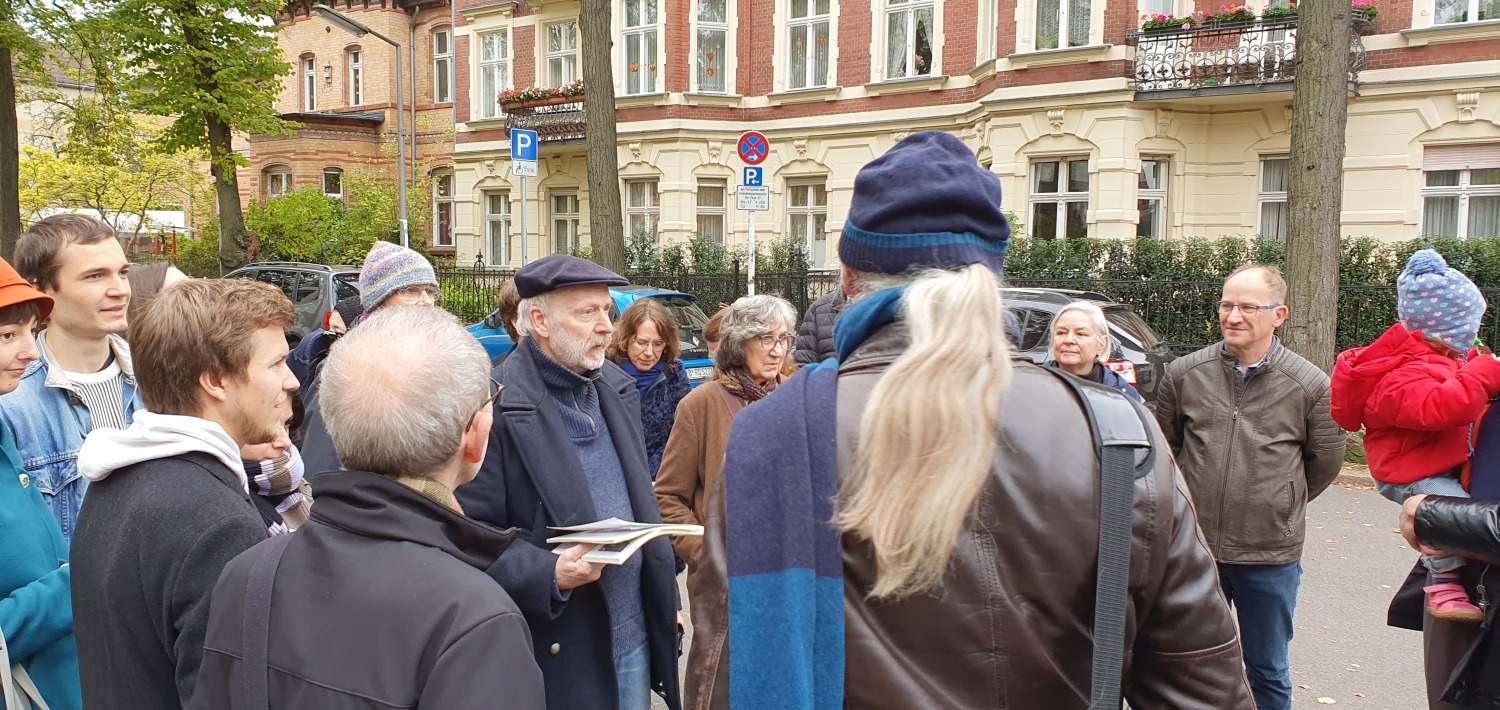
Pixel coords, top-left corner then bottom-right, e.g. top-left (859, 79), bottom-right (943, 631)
top-left (1, 214), bottom-right (142, 541)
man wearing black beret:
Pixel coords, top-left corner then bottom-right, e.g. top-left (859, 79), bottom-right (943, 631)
top-left (457, 255), bottom-right (682, 710)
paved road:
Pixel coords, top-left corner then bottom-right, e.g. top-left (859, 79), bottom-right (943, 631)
top-left (656, 482), bottom-right (1428, 709)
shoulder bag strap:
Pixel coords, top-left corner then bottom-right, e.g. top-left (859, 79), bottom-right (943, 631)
top-left (715, 381), bottom-right (745, 417)
top-left (2, 621), bottom-right (50, 710)
top-left (1044, 367), bottom-right (1154, 710)
top-left (242, 533), bottom-right (293, 710)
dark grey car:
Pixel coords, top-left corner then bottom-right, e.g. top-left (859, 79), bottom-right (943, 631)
top-left (226, 262), bottom-right (361, 345)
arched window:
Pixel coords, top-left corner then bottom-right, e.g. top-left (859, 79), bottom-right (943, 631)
top-left (347, 48), bottom-right (364, 106)
top-left (433, 27), bottom-right (454, 103)
top-left (264, 165), bottom-right (292, 198)
top-left (432, 169), bottom-right (454, 247)
top-left (300, 54), bottom-right (317, 111)
top-left (323, 167), bottom-right (344, 199)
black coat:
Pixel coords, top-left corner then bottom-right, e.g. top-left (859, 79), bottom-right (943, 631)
top-left (193, 471), bottom-right (545, 710)
top-left (793, 289), bottom-right (845, 365)
top-left (456, 343), bottom-right (682, 710)
top-left (71, 452), bottom-right (268, 710)
top-left (637, 359), bottom-right (693, 478)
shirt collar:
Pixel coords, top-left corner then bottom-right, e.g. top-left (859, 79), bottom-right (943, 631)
top-left (1223, 337), bottom-right (1278, 378)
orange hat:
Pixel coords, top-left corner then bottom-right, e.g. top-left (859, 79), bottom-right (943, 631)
top-left (0, 258), bottom-right (53, 323)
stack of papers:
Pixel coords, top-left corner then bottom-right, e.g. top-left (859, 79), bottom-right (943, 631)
top-left (547, 518), bottom-right (704, 566)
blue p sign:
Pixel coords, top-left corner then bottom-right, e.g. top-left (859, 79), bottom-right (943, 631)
top-left (511, 129), bottom-right (538, 162)
top-left (743, 167), bottom-right (763, 187)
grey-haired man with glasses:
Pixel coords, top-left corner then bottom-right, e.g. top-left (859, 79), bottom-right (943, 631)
top-left (1155, 263), bottom-right (1345, 710)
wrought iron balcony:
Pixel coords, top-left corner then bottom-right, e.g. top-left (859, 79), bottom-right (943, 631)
top-left (503, 97), bottom-right (586, 142)
top-left (1125, 17), bottom-right (1366, 96)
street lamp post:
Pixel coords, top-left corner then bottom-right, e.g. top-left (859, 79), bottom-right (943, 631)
top-left (313, 4), bottom-right (409, 248)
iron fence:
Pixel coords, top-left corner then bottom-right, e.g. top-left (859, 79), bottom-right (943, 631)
top-left (1124, 16), bottom-right (1366, 94)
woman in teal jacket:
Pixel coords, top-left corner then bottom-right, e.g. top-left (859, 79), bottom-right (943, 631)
top-left (0, 255), bottom-right (80, 710)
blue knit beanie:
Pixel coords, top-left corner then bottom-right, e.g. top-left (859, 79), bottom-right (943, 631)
top-left (838, 131), bottom-right (1010, 276)
top-left (1397, 249), bottom-right (1486, 353)
top-left (359, 241), bottom-right (438, 312)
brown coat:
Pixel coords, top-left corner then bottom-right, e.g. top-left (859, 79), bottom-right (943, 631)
top-left (654, 381), bottom-right (739, 582)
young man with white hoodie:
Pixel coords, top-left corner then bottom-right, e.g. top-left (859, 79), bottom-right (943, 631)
top-left (69, 278), bottom-right (298, 710)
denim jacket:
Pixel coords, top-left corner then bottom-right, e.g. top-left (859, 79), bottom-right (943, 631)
top-left (0, 333), bottom-right (143, 541)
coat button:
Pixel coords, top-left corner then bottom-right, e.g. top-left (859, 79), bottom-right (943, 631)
top-left (18, 473), bottom-right (29, 488)
top-left (550, 643), bottom-right (561, 655)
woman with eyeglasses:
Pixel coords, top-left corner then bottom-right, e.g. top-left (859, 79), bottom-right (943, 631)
top-left (607, 299), bottom-right (693, 480)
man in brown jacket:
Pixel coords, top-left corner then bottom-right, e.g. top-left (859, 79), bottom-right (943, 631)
top-left (1155, 264), bottom-right (1346, 710)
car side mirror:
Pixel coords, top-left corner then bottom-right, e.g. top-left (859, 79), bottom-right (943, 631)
top-left (483, 312), bottom-right (501, 330)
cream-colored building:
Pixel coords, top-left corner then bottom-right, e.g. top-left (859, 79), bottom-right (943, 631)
top-left (439, 0), bottom-right (1497, 267)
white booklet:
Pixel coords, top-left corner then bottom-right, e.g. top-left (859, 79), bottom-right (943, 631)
top-left (547, 518), bottom-right (704, 566)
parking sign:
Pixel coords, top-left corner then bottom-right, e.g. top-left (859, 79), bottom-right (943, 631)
top-left (743, 167), bottom-right (763, 187)
top-left (512, 129), bottom-right (538, 177)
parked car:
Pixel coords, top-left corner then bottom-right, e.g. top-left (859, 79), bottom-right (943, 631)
top-left (225, 262), bottom-right (361, 345)
top-left (1001, 287), bottom-right (1176, 407)
top-left (468, 285), bottom-right (717, 387)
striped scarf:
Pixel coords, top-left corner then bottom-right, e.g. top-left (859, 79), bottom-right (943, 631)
top-left (246, 445), bottom-right (312, 535)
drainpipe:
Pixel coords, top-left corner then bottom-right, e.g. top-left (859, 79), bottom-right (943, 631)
top-left (410, 8), bottom-right (418, 197)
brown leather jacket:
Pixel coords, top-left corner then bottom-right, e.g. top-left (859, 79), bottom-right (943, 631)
top-left (683, 325), bottom-right (1254, 709)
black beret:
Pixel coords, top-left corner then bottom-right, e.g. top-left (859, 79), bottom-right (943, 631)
top-left (513, 255), bottom-right (629, 298)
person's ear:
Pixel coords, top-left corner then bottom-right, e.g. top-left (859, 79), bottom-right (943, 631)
top-left (199, 370), bottom-right (230, 404)
top-left (528, 306), bottom-right (550, 340)
top-left (462, 412), bottom-right (492, 464)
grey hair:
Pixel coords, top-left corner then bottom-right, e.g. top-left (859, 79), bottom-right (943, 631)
top-left (320, 306), bottom-right (491, 478)
top-left (515, 292), bottom-right (553, 338)
top-left (1048, 300), bottom-right (1112, 364)
top-left (713, 294), bottom-right (798, 372)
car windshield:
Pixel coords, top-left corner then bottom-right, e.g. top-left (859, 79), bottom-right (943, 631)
top-left (334, 272), bottom-right (361, 301)
top-left (1103, 306), bottom-right (1162, 350)
top-left (648, 295), bottom-right (711, 361)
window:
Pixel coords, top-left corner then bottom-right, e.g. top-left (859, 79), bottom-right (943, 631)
top-left (1257, 156), bottom-right (1289, 240)
top-left (1436, 0), bottom-right (1499, 24)
top-left (323, 168), bottom-right (343, 199)
top-left (1036, 0), bottom-right (1090, 50)
top-left (1137, 159), bottom-right (1167, 239)
top-left (1030, 158), bottom-right (1089, 239)
top-left (547, 22), bottom-right (579, 87)
top-left (788, 0), bottom-right (831, 89)
top-left (696, 181), bottom-right (727, 243)
top-left (348, 50), bottom-right (363, 106)
top-left (434, 29), bottom-right (453, 104)
top-left (486, 192), bottom-right (512, 266)
top-left (551, 192), bottom-right (581, 253)
top-left (625, 0), bottom-right (660, 95)
top-left (433, 171), bottom-right (454, 247)
top-left (885, 0), bottom-right (934, 79)
top-left (1424, 169), bottom-right (1500, 239)
top-left (265, 167), bottom-right (291, 198)
top-left (626, 180), bottom-right (659, 239)
top-left (697, 0), bottom-right (728, 92)
top-left (788, 182), bottom-right (829, 267)
top-left (302, 57), bottom-right (317, 111)
top-left (478, 32), bottom-right (509, 119)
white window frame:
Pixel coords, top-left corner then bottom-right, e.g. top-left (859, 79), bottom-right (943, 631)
top-left (434, 28), bottom-right (454, 104)
top-left (624, 0), bottom-right (660, 95)
top-left (266, 167), bottom-right (291, 198)
top-left (478, 31), bottom-right (509, 120)
top-left (788, 181), bottom-right (830, 268)
top-left (1436, 0), bottom-right (1497, 24)
top-left (348, 50), bottom-right (363, 106)
top-left (696, 180), bottom-right (727, 243)
top-left (1137, 158), bottom-right (1167, 239)
top-left (546, 22), bottom-right (580, 87)
top-left (551, 191), bottom-right (581, 254)
top-left (696, 0), bottom-right (730, 93)
top-left (1422, 168), bottom-right (1500, 239)
top-left (1257, 155), bottom-right (1290, 241)
top-left (433, 170), bottom-right (454, 248)
top-left (787, 0), bottom-right (832, 89)
top-left (1035, 0), bottom-right (1091, 50)
top-left (977, 0), bottom-right (997, 63)
top-left (625, 180), bottom-right (660, 239)
top-left (323, 167), bottom-right (343, 199)
top-left (884, 0), bottom-right (936, 79)
top-left (485, 191), bottom-right (512, 266)
top-left (1028, 157), bottom-right (1090, 239)
top-left (302, 57), bottom-right (317, 111)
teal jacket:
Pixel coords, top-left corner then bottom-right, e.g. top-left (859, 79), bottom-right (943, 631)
top-left (0, 420), bottom-right (81, 710)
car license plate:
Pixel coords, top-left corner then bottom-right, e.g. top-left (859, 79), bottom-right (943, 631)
top-left (687, 366), bottom-right (714, 381)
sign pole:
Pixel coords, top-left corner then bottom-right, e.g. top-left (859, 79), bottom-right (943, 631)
top-left (735, 131), bottom-right (770, 297)
top-left (748, 211), bottom-right (757, 296)
top-left (519, 176), bottom-right (528, 266)
top-left (511, 129), bottom-right (539, 267)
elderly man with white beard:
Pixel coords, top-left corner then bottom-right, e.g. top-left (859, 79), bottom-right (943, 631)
top-left (457, 255), bottom-right (683, 710)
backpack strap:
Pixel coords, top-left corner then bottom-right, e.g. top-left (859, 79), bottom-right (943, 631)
top-left (242, 533), bottom-right (294, 710)
top-left (1043, 367), bottom-right (1155, 710)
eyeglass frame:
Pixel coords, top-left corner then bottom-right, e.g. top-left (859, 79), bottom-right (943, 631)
top-left (630, 337), bottom-right (668, 352)
top-left (755, 333), bottom-right (796, 352)
top-left (1216, 301), bottom-right (1283, 318)
top-left (394, 284), bottom-right (442, 302)
top-left (466, 377), bottom-right (504, 434)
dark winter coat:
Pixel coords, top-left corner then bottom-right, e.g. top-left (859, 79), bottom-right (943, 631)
top-left (70, 452), bottom-right (268, 710)
top-left (455, 341), bottom-right (682, 710)
top-left (793, 289), bottom-right (846, 365)
top-left (193, 471), bottom-right (545, 710)
top-left (635, 359), bottom-right (692, 478)
top-left (1046, 361), bottom-right (1144, 403)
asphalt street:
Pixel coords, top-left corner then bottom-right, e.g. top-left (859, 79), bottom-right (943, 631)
top-left (655, 481), bottom-right (1428, 709)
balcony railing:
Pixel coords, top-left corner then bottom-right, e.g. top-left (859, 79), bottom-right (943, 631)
top-left (1125, 17), bottom-right (1366, 94)
top-left (504, 97), bottom-right (586, 142)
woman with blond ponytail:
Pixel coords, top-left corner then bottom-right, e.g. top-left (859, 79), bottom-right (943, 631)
top-left (687, 132), bottom-right (1255, 710)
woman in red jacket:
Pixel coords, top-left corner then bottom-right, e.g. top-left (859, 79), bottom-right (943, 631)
top-left (1332, 249), bottom-right (1500, 624)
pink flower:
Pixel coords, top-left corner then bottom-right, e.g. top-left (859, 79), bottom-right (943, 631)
top-left (1182, 22), bottom-right (1191, 28)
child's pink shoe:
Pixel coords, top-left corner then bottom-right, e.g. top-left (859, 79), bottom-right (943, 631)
top-left (1425, 583), bottom-right (1485, 623)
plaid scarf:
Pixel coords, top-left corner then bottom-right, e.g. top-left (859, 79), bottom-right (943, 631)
top-left (246, 445), bottom-right (312, 535)
top-left (719, 368), bottom-right (781, 404)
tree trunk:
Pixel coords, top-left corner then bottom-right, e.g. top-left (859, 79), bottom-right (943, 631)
top-left (0, 43), bottom-right (21, 261)
top-left (1282, 2), bottom-right (1352, 373)
top-left (579, 0), bottom-right (625, 273)
top-left (208, 117), bottom-right (250, 273)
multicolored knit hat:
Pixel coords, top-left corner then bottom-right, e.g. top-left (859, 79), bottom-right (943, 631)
top-left (358, 241), bottom-right (438, 313)
top-left (838, 131), bottom-right (1010, 276)
top-left (1397, 249), bottom-right (1485, 353)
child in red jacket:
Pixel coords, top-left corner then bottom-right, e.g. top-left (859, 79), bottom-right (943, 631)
top-left (1332, 249), bottom-right (1500, 623)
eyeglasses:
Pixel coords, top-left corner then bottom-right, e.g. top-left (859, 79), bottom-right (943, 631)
top-left (755, 334), bottom-right (796, 352)
top-left (632, 338), bottom-right (667, 352)
top-left (466, 377), bottom-right (503, 434)
top-left (1217, 302), bottom-right (1281, 318)
top-left (395, 285), bottom-right (441, 302)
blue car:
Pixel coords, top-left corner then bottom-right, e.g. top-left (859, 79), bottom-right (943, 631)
top-left (467, 286), bottom-right (717, 387)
